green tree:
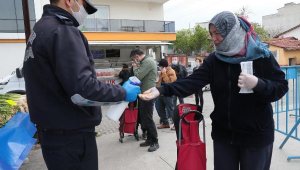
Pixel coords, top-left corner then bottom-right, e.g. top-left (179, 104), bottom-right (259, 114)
top-left (191, 25), bottom-right (213, 53)
top-left (252, 23), bottom-right (270, 41)
top-left (174, 26), bottom-right (213, 55)
top-left (173, 29), bottom-right (193, 55)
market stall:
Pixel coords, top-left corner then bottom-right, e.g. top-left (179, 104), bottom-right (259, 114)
top-left (96, 68), bottom-right (122, 85)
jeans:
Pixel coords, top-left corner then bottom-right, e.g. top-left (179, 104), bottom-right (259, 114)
top-left (138, 98), bottom-right (158, 143)
top-left (155, 95), bottom-right (176, 125)
top-left (213, 141), bottom-right (273, 170)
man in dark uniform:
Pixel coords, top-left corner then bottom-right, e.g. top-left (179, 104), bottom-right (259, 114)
top-left (23, 0), bottom-right (140, 169)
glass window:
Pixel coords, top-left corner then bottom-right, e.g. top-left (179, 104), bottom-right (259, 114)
top-left (106, 49), bottom-right (120, 58)
top-left (0, 0), bottom-right (36, 33)
top-left (84, 5), bottom-right (110, 31)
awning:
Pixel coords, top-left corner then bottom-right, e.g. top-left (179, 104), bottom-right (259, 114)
top-left (89, 41), bottom-right (172, 46)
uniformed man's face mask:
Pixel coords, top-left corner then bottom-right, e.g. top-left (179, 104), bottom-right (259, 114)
top-left (71, 0), bottom-right (88, 26)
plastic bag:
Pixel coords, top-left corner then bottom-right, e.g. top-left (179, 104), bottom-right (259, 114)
top-left (0, 112), bottom-right (37, 170)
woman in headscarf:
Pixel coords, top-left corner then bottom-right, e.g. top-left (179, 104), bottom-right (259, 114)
top-left (139, 11), bottom-right (288, 170)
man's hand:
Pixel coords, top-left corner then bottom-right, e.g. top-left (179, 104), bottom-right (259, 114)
top-left (122, 80), bottom-right (141, 102)
top-left (138, 87), bottom-right (160, 100)
top-left (238, 73), bottom-right (258, 89)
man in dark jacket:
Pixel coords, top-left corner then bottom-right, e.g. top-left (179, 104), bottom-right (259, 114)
top-left (139, 11), bottom-right (288, 170)
top-left (23, 1), bottom-right (140, 169)
top-left (118, 63), bottom-right (130, 86)
top-left (171, 61), bottom-right (187, 104)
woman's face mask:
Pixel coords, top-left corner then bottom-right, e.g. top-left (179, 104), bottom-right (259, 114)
top-left (71, 0), bottom-right (88, 26)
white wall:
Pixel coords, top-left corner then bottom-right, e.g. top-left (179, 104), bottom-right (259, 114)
top-left (280, 27), bottom-right (300, 40)
top-left (0, 43), bottom-right (26, 78)
top-left (94, 0), bottom-right (164, 20)
top-left (34, 0), bottom-right (50, 20)
top-left (262, 3), bottom-right (300, 36)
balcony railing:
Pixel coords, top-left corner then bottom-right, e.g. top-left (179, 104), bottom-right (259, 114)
top-left (0, 19), bottom-right (35, 33)
top-left (81, 19), bottom-right (175, 33)
top-left (0, 19), bottom-right (175, 33)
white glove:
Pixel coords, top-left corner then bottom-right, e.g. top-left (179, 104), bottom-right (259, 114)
top-left (238, 73), bottom-right (258, 89)
top-left (138, 87), bottom-right (160, 100)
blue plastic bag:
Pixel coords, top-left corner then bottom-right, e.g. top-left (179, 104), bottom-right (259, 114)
top-left (0, 112), bottom-right (37, 170)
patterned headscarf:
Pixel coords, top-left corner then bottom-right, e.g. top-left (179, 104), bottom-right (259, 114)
top-left (209, 11), bottom-right (271, 64)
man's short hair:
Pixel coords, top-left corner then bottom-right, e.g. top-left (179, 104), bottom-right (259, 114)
top-left (50, 0), bottom-right (59, 4)
top-left (130, 49), bottom-right (144, 58)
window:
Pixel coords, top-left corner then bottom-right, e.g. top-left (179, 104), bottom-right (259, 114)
top-left (289, 58), bottom-right (296, 66)
top-left (84, 5), bottom-right (110, 31)
top-left (91, 49), bottom-right (105, 59)
top-left (106, 49), bottom-right (120, 58)
top-left (0, 0), bottom-right (36, 33)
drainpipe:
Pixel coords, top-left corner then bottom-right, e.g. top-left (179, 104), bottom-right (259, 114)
top-left (22, 0), bottom-right (31, 43)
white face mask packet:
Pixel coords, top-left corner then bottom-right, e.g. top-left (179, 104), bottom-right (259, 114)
top-left (239, 61), bottom-right (254, 94)
top-left (71, 0), bottom-right (88, 26)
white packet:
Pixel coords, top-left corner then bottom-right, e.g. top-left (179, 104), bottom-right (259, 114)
top-left (239, 61), bottom-right (254, 94)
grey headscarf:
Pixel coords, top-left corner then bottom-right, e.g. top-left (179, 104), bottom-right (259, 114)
top-left (209, 11), bottom-right (246, 57)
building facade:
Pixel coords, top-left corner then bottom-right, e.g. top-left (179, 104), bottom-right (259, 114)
top-left (0, 0), bottom-right (176, 78)
top-left (267, 37), bottom-right (300, 66)
top-left (262, 2), bottom-right (300, 37)
top-left (275, 24), bottom-right (300, 40)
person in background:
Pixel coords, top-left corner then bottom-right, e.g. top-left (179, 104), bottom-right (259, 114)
top-left (171, 60), bottom-right (188, 104)
top-left (155, 59), bottom-right (177, 129)
top-left (193, 58), bottom-right (204, 110)
top-left (22, 0), bottom-right (140, 169)
top-left (131, 48), bottom-right (159, 152)
top-left (118, 63), bottom-right (130, 86)
top-left (139, 11), bottom-right (288, 170)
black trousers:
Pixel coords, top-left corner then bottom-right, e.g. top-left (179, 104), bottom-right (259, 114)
top-left (38, 129), bottom-right (98, 170)
top-left (213, 141), bottom-right (273, 170)
top-left (138, 98), bottom-right (158, 143)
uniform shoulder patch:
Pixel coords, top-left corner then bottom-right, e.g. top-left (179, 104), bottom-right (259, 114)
top-left (24, 31), bottom-right (36, 62)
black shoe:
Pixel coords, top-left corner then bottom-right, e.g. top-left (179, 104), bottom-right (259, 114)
top-left (140, 140), bottom-right (151, 147)
top-left (148, 143), bottom-right (159, 152)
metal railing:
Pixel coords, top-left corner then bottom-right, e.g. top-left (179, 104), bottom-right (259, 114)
top-left (274, 65), bottom-right (300, 161)
top-left (0, 18), bottom-right (175, 33)
top-left (81, 18), bottom-right (175, 32)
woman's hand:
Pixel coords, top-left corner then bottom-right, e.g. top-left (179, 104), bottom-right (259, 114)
top-left (138, 87), bottom-right (160, 100)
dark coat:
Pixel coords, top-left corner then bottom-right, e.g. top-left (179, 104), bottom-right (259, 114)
top-left (159, 52), bottom-right (288, 146)
top-left (23, 5), bottom-right (125, 130)
top-left (118, 69), bottom-right (131, 86)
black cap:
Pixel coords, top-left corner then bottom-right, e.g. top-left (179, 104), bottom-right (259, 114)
top-left (85, 0), bottom-right (97, 14)
top-left (158, 59), bottom-right (169, 67)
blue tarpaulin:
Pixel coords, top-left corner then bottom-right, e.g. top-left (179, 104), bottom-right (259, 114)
top-left (0, 112), bottom-right (36, 170)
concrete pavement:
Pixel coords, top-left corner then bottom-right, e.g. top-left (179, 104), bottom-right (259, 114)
top-left (21, 91), bottom-right (300, 170)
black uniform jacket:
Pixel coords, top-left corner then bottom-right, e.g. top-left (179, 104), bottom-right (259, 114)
top-left (159, 52), bottom-right (288, 146)
top-left (23, 5), bottom-right (125, 130)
